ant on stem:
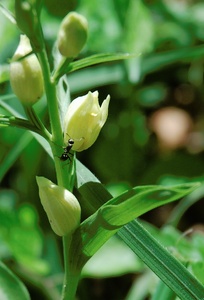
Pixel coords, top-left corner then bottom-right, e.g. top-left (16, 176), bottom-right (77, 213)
top-left (59, 138), bottom-right (74, 162)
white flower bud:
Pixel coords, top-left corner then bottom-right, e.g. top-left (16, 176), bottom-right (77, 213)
top-left (64, 91), bottom-right (110, 151)
top-left (10, 35), bottom-right (44, 105)
top-left (57, 11), bottom-right (88, 58)
top-left (36, 177), bottom-right (81, 236)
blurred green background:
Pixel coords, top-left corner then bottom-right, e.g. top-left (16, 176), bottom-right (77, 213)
top-left (1, 0), bottom-right (204, 299)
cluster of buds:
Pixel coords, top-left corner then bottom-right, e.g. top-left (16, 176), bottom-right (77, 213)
top-left (10, 10), bottom-right (88, 105)
top-left (11, 8), bottom-right (110, 236)
top-left (36, 90), bottom-right (110, 235)
top-left (10, 9), bottom-right (110, 152)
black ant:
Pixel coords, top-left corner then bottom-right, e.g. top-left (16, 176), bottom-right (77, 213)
top-left (59, 138), bottom-right (74, 162)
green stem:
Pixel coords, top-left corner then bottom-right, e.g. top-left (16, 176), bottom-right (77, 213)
top-left (52, 57), bottom-right (73, 83)
top-left (61, 235), bottom-right (81, 300)
top-left (38, 47), bottom-right (78, 190)
top-left (60, 158), bottom-right (79, 300)
top-left (37, 45), bottom-right (80, 299)
top-left (37, 48), bottom-right (62, 141)
top-left (37, 47), bottom-right (66, 185)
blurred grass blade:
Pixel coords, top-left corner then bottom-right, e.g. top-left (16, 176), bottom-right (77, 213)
top-left (0, 261), bottom-right (30, 300)
top-left (118, 220), bottom-right (204, 300)
top-left (167, 185), bottom-right (204, 227)
top-left (0, 132), bottom-right (32, 182)
top-left (68, 64), bottom-right (124, 94)
top-left (151, 280), bottom-right (176, 300)
top-left (0, 132), bottom-right (51, 182)
top-left (141, 45), bottom-right (204, 76)
top-left (0, 3), bottom-right (16, 25)
top-left (71, 183), bottom-right (199, 269)
top-left (0, 97), bottom-right (22, 116)
top-left (0, 64), bottom-right (10, 84)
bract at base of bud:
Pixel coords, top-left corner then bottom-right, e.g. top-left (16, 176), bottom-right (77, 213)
top-left (10, 35), bottom-right (44, 105)
top-left (36, 176), bottom-right (81, 236)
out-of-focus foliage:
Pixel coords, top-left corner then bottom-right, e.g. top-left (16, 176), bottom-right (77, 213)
top-left (1, 0), bottom-right (204, 299)
top-left (0, 260), bottom-right (30, 300)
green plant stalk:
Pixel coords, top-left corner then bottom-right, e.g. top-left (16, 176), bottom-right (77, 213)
top-left (37, 47), bottom-right (67, 186)
top-left (61, 234), bottom-right (81, 300)
top-left (37, 46), bottom-right (80, 300)
top-left (37, 49), bottom-right (62, 140)
top-left (52, 57), bottom-right (73, 83)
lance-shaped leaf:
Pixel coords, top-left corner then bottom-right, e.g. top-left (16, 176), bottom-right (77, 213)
top-left (118, 220), bottom-right (204, 300)
top-left (53, 52), bottom-right (137, 81)
top-left (71, 183), bottom-right (199, 270)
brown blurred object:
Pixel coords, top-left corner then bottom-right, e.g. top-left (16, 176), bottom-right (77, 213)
top-left (149, 107), bottom-right (193, 150)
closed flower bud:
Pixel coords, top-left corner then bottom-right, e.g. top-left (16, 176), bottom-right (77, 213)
top-left (36, 177), bottom-right (81, 236)
top-left (64, 91), bottom-right (110, 151)
top-left (10, 35), bottom-right (44, 105)
top-left (57, 11), bottom-right (88, 58)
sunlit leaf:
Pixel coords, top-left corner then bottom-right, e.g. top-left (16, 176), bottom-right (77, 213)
top-left (118, 220), bottom-right (204, 300)
top-left (72, 183), bottom-right (199, 267)
top-left (54, 52), bottom-right (137, 80)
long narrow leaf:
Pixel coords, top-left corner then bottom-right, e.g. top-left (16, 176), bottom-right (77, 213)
top-left (141, 45), bottom-right (204, 76)
top-left (54, 52), bottom-right (137, 80)
top-left (68, 53), bottom-right (137, 73)
top-left (118, 220), bottom-right (204, 300)
top-left (71, 183), bottom-right (199, 269)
